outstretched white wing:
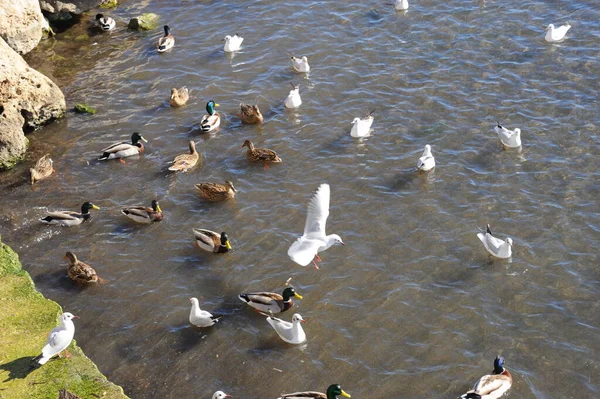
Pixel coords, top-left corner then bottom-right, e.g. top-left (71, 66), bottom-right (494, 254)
top-left (303, 184), bottom-right (330, 239)
top-left (288, 237), bottom-right (322, 266)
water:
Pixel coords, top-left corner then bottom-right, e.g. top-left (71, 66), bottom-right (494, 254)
top-left (2, 1), bottom-right (600, 398)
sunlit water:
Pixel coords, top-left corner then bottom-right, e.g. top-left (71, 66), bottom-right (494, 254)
top-left (2, 0), bottom-right (600, 398)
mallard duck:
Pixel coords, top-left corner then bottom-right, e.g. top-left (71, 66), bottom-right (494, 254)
top-left (212, 392), bottom-right (232, 399)
top-left (242, 139), bottom-right (282, 166)
top-left (30, 154), bottom-right (55, 184)
top-left (277, 384), bottom-right (351, 399)
top-left (417, 144), bottom-right (435, 172)
top-left (157, 25), bottom-right (175, 52)
top-left (267, 313), bottom-right (306, 344)
top-left (477, 224), bottom-right (513, 259)
top-left (195, 181), bottom-right (236, 202)
top-left (239, 103), bottom-right (263, 124)
top-left (350, 110), bottom-right (375, 138)
top-left (189, 298), bottom-right (222, 327)
top-left (170, 87), bottom-right (189, 107)
top-left (95, 14), bottom-right (115, 31)
top-left (284, 83), bottom-right (302, 109)
top-left (461, 356), bottom-right (513, 399)
top-left (494, 122), bottom-right (521, 149)
top-left (223, 34), bottom-right (243, 52)
top-left (64, 251), bottom-right (100, 284)
top-left (40, 202), bottom-right (100, 227)
top-left (291, 55), bottom-right (310, 73)
top-left (200, 100), bottom-right (221, 132)
top-left (395, 0), bottom-right (409, 10)
top-left (32, 312), bottom-right (78, 367)
top-left (192, 229), bottom-right (231, 253)
top-left (239, 287), bottom-right (302, 314)
top-left (121, 200), bottom-right (163, 224)
top-left (545, 23), bottom-right (571, 43)
top-left (168, 141), bottom-right (199, 172)
top-left (98, 132), bottom-right (147, 162)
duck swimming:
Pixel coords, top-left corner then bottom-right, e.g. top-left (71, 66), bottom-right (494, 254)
top-left (157, 25), bottom-right (175, 52)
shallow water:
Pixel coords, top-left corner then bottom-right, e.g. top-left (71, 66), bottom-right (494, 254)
top-left (2, 0), bottom-right (600, 398)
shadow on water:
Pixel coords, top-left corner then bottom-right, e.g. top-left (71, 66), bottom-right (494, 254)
top-left (0, 357), bottom-right (37, 381)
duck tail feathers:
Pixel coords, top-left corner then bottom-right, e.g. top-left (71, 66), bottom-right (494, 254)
top-left (461, 393), bottom-right (482, 399)
top-left (238, 294), bottom-right (249, 303)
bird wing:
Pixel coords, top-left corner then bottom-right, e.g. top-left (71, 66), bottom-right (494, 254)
top-left (485, 233), bottom-right (506, 251)
top-left (288, 237), bottom-right (323, 266)
top-left (267, 316), bottom-right (293, 338)
top-left (42, 326), bottom-right (69, 357)
top-left (280, 392), bottom-right (326, 399)
top-left (244, 292), bottom-right (282, 303)
top-left (101, 141), bottom-right (130, 153)
top-left (122, 207), bottom-right (151, 218)
top-left (303, 184), bottom-right (330, 238)
top-left (473, 374), bottom-right (510, 395)
top-left (45, 211), bottom-right (79, 220)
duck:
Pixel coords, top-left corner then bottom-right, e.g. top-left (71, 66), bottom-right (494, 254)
top-left (239, 103), bottom-right (263, 124)
top-left (277, 384), bottom-right (351, 399)
top-left (350, 110), bottom-right (375, 138)
top-left (291, 55), bottom-right (310, 73)
top-left (494, 122), bottom-right (521, 149)
top-left (242, 139), bottom-right (282, 166)
top-left (98, 132), bottom-right (147, 162)
top-left (223, 34), bottom-right (243, 52)
top-left (461, 356), bottom-right (513, 399)
top-left (477, 224), bottom-right (513, 259)
top-left (266, 313), bottom-right (306, 344)
top-left (192, 229), bottom-right (231, 253)
top-left (189, 298), bottom-right (222, 327)
top-left (121, 200), bottom-right (163, 224)
top-left (170, 87), bottom-right (189, 107)
top-left (168, 141), bottom-right (199, 172)
top-left (212, 392), bottom-right (232, 399)
top-left (64, 251), bottom-right (101, 284)
top-left (30, 154), bottom-right (55, 184)
top-left (395, 0), bottom-right (409, 10)
top-left (95, 14), bottom-right (115, 31)
top-left (238, 287), bottom-right (302, 314)
top-left (200, 100), bottom-right (221, 132)
top-left (545, 23), bottom-right (571, 43)
top-left (284, 83), bottom-right (302, 109)
top-left (32, 313), bottom-right (79, 367)
top-left (40, 202), bottom-right (100, 227)
top-left (195, 181), bottom-right (236, 202)
top-left (157, 25), bottom-right (175, 52)
top-left (417, 144), bottom-right (435, 172)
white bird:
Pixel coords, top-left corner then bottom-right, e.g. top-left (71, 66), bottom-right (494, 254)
top-left (291, 56), bottom-right (310, 73)
top-left (266, 313), bottom-right (306, 344)
top-left (95, 14), bottom-right (115, 31)
top-left (350, 110), bottom-right (375, 138)
top-left (32, 312), bottom-right (78, 366)
top-left (545, 23), bottom-right (571, 43)
top-left (189, 298), bottom-right (222, 328)
top-left (223, 34), bottom-right (243, 52)
top-left (395, 0), bottom-right (409, 11)
top-left (284, 84), bottom-right (302, 109)
top-left (212, 391), bottom-right (232, 399)
top-left (287, 184), bottom-right (344, 269)
top-left (477, 224), bottom-right (513, 259)
top-left (494, 122), bottom-right (521, 149)
top-left (417, 144), bottom-right (435, 172)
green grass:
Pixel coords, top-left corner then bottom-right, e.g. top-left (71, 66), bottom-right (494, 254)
top-left (0, 237), bottom-right (129, 398)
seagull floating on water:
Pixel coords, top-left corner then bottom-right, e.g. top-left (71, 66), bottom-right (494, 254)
top-left (477, 224), bottom-right (513, 259)
top-left (287, 184), bottom-right (344, 269)
top-left (460, 356), bottom-right (513, 399)
top-left (291, 56), bottom-right (310, 73)
top-left (212, 391), bottom-right (232, 399)
top-left (417, 144), bottom-right (435, 172)
top-left (223, 34), bottom-right (243, 52)
top-left (266, 313), bottom-right (306, 344)
top-left (395, 0), bottom-right (409, 11)
top-left (189, 297), bottom-right (222, 327)
top-left (494, 122), bottom-right (521, 149)
top-left (284, 83), bottom-right (302, 109)
top-left (350, 110), bottom-right (375, 138)
top-left (33, 312), bottom-right (78, 366)
top-left (545, 23), bottom-right (571, 43)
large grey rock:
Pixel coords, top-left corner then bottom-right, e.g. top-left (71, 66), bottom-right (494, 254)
top-left (0, 38), bottom-right (66, 170)
top-left (0, 0), bottom-right (44, 54)
top-left (39, 0), bottom-right (111, 15)
top-left (128, 13), bottom-right (160, 31)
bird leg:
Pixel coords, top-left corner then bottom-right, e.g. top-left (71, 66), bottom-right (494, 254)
top-left (315, 254), bottom-right (322, 262)
top-left (119, 158), bottom-right (128, 165)
top-left (263, 162), bottom-right (270, 170)
top-left (312, 260), bottom-right (320, 270)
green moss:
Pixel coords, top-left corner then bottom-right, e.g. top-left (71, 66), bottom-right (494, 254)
top-left (100, 0), bottom-right (118, 8)
top-left (0, 150), bottom-right (26, 171)
top-left (73, 104), bottom-right (97, 115)
top-left (74, 34), bottom-right (89, 42)
top-left (0, 238), bottom-right (129, 399)
top-left (128, 13), bottom-right (160, 31)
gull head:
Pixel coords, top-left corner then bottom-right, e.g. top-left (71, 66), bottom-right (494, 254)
top-left (213, 391), bottom-right (232, 399)
top-left (506, 237), bottom-right (513, 247)
top-left (514, 128), bottom-right (521, 136)
top-left (351, 117), bottom-right (361, 124)
top-left (328, 234), bottom-right (345, 246)
top-left (223, 35), bottom-right (232, 42)
top-left (189, 297), bottom-right (199, 306)
top-left (546, 24), bottom-right (554, 31)
top-left (62, 312), bottom-right (79, 321)
top-left (292, 313), bottom-right (306, 323)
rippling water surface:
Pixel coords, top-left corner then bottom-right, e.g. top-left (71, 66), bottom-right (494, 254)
top-left (2, 0), bottom-right (600, 398)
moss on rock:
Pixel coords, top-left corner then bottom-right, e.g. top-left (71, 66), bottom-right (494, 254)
top-left (0, 237), bottom-right (129, 399)
top-left (128, 13), bottom-right (160, 31)
top-left (100, 0), bottom-right (118, 8)
top-left (73, 103), bottom-right (97, 114)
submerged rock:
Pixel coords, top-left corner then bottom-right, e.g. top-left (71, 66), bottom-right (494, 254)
top-left (73, 104), bottom-right (97, 114)
top-left (128, 13), bottom-right (160, 31)
top-left (0, 0), bottom-right (45, 54)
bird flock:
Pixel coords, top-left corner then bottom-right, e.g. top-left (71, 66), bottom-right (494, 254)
top-left (26, 3), bottom-right (576, 398)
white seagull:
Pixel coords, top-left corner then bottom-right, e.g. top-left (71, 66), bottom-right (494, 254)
top-left (350, 110), bottom-right (375, 138)
top-left (417, 144), bottom-right (435, 172)
top-left (477, 224), bottom-right (513, 259)
top-left (395, 0), bottom-right (409, 11)
top-left (189, 297), bottom-right (222, 328)
top-left (291, 56), bottom-right (310, 73)
top-left (33, 312), bottom-right (78, 366)
top-left (284, 83), bottom-right (302, 109)
top-left (212, 391), bottom-right (232, 399)
top-left (266, 313), bottom-right (306, 344)
top-left (223, 34), bottom-right (243, 52)
top-left (545, 23), bottom-right (571, 43)
top-left (287, 184), bottom-right (344, 269)
top-left (494, 122), bottom-right (521, 149)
